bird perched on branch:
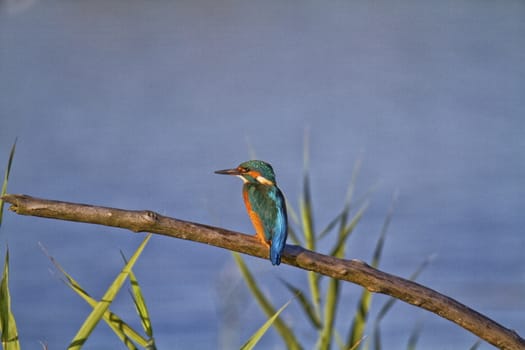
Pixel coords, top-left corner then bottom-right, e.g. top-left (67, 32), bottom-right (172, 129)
top-left (215, 160), bottom-right (288, 265)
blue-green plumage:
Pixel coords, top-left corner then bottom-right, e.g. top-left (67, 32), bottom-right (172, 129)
top-left (244, 181), bottom-right (287, 265)
top-left (215, 160), bottom-right (288, 266)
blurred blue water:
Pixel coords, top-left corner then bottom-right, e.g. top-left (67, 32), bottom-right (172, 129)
top-left (1, 1), bottom-right (524, 349)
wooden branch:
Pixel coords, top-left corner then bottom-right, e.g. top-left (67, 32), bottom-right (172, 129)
top-left (2, 194), bottom-right (523, 350)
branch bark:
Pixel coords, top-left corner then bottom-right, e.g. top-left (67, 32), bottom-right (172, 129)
top-left (2, 194), bottom-right (524, 350)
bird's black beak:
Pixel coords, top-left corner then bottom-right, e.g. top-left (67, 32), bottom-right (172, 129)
top-left (214, 168), bottom-right (242, 176)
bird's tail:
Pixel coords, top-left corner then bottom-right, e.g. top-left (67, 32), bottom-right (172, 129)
top-left (270, 239), bottom-right (285, 266)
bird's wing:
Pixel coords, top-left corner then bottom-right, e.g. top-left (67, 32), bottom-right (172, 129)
top-left (269, 187), bottom-right (288, 265)
top-left (246, 185), bottom-right (285, 241)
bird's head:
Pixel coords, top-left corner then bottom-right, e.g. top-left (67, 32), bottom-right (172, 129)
top-left (215, 160), bottom-right (277, 185)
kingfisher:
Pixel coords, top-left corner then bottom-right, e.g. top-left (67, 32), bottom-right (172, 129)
top-left (215, 160), bottom-right (288, 266)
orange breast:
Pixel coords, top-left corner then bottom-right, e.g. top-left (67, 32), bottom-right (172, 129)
top-left (243, 190), bottom-right (270, 247)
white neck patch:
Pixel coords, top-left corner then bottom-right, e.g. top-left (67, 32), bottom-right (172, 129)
top-left (256, 175), bottom-right (274, 185)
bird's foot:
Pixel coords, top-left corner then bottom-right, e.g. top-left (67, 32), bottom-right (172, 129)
top-left (255, 234), bottom-right (271, 248)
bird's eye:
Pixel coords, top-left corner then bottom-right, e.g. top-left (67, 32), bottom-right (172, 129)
top-left (238, 167), bottom-right (248, 173)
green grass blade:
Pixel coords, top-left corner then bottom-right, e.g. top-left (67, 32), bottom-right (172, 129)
top-left (128, 275), bottom-right (156, 350)
top-left (317, 162), bottom-right (363, 350)
top-left (318, 210), bottom-right (345, 240)
top-left (406, 322), bottom-right (422, 350)
top-left (348, 336), bottom-right (367, 350)
top-left (318, 183), bottom-right (362, 241)
top-left (323, 155), bottom-right (366, 257)
top-left (286, 198), bottom-right (304, 246)
top-left (41, 244), bottom-right (149, 349)
top-left (240, 300), bottom-right (292, 350)
top-left (333, 331), bottom-right (345, 350)
top-left (316, 277), bottom-right (340, 350)
top-left (336, 154), bottom-right (362, 232)
top-left (299, 137), bottom-right (322, 323)
top-left (305, 244), bottom-right (320, 321)
top-left (286, 199), bottom-right (300, 227)
top-left (68, 233), bottom-right (152, 350)
top-left (347, 194), bottom-right (396, 348)
top-left (129, 272), bottom-right (153, 338)
top-left (286, 226), bottom-right (302, 247)
top-left (0, 139), bottom-right (17, 227)
top-left (320, 153), bottom-right (362, 240)
top-left (301, 154), bottom-right (315, 251)
top-left (0, 249), bottom-right (20, 350)
top-left (329, 201), bottom-right (369, 258)
top-left (469, 340), bottom-right (482, 350)
top-left (320, 179), bottom-right (379, 243)
top-left (320, 170), bottom-right (364, 347)
top-left (347, 287), bottom-right (372, 349)
top-left (300, 129), bottom-right (315, 249)
top-left (371, 192), bottom-right (397, 268)
top-left (233, 253), bottom-right (302, 350)
top-left (120, 252), bottom-right (154, 341)
top-left (279, 279), bottom-right (321, 329)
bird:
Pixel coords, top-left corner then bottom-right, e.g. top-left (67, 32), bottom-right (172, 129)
top-left (215, 160), bottom-right (288, 265)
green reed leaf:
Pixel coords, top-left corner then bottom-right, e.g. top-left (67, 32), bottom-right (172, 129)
top-left (406, 322), bottom-right (423, 350)
top-left (121, 252), bottom-right (154, 341)
top-left (0, 139), bottom-right (17, 227)
top-left (0, 250), bottom-right (20, 350)
top-left (68, 234), bottom-right (151, 350)
top-left (317, 277), bottom-right (340, 350)
top-left (240, 300), bottom-right (291, 350)
top-left (279, 279), bottom-right (321, 329)
top-left (233, 253), bottom-right (301, 350)
top-left (469, 340), bottom-right (482, 350)
top-left (42, 243), bottom-right (149, 349)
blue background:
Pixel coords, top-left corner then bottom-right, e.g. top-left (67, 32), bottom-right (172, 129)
top-left (1, 1), bottom-right (524, 349)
